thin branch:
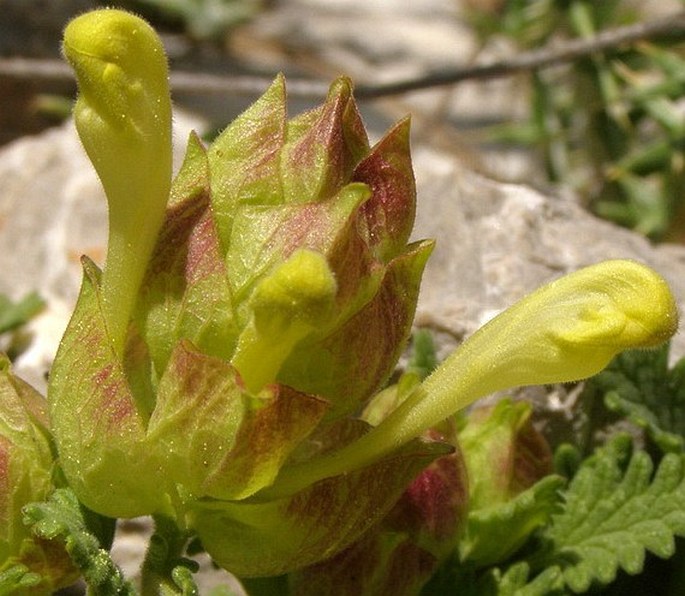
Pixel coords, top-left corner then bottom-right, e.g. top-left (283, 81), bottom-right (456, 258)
top-left (1, 11), bottom-right (683, 100)
top-left (170, 70), bottom-right (330, 98)
top-left (356, 10), bottom-right (685, 97)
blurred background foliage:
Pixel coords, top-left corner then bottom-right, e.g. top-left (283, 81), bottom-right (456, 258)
top-left (464, 0), bottom-right (685, 241)
top-left (113, 0), bottom-right (266, 41)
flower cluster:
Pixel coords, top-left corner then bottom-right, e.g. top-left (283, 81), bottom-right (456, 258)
top-left (0, 8), bottom-right (677, 585)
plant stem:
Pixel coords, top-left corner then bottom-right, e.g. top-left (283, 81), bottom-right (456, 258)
top-left (140, 516), bottom-right (198, 596)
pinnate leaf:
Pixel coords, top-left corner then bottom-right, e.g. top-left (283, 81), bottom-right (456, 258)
top-left (23, 489), bottom-right (132, 595)
top-left (540, 435), bottom-right (685, 593)
top-left (584, 343), bottom-right (685, 452)
top-left (0, 564), bottom-right (41, 595)
top-left (483, 562), bottom-right (565, 596)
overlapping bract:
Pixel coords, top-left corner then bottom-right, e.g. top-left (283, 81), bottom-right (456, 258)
top-left (47, 8), bottom-right (680, 581)
top-left (0, 357), bottom-right (76, 592)
top-left (50, 15), bottom-right (437, 574)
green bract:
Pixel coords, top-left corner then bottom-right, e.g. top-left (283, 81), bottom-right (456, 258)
top-left (49, 8), bottom-right (679, 579)
top-left (0, 357), bottom-right (76, 592)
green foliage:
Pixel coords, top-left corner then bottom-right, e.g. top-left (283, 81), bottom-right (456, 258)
top-left (0, 564), bottom-right (41, 595)
top-left (459, 475), bottom-right (565, 567)
top-left (421, 550), bottom-right (567, 595)
top-left (141, 516), bottom-right (199, 596)
top-left (481, 562), bottom-right (566, 596)
top-left (537, 435), bottom-right (685, 592)
top-left (470, 0), bottom-right (685, 239)
top-left (584, 343), bottom-right (685, 453)
top-left (0, 292), bottom-right (43, 336)
top-left (23, 489), bottom-right (132, 595)
top-left (406, 328), bottom-right (439, 380)
top-left (421, 432), bottom-right (685, 595)
top-left (0, 292), bottom-right (44, 360)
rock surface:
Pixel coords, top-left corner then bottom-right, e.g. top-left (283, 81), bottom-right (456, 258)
top-left (412, 144), bottom-right (685, 358)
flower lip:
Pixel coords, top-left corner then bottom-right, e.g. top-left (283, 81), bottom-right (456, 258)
top-left (62, 9), bottom-right (169, 131)
top-left (549, 259), bottom-right (679, 351)
top-left (63, 9), bottom-right (159, 66)
top-left (257, 259), bottom-right (679, 500)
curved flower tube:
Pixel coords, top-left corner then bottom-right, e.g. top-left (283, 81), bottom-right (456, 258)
top-left (52, 8), bottom-right (680, 578)
top-left (62, 9), bottom-right (172, 355)
top-left (261, 259), bottom-right (678, 498)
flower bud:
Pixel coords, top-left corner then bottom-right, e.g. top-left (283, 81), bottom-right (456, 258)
top-left (63, 8), bottom-right (172, 355)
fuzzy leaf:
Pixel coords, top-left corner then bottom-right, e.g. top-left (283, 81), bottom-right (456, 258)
top-left (224, 183), bottom-right (373, 313)
top-left (419, 558), bottom-right (565, 596)
top-left (0, 356), bottom-right (79, 594)
top-left (459, 399), bottom-right (554, 511)
top-left (353, 117), bottom-right (416, 262)
top-left (137, 133), bottom-right (237, 374)
top-left (280, 76), bottom-right (369, 204)
top-left (147, 340), bottom-right (328, 501)
top-left (23, 489), bottom-right (133, 595)
top-left (584, 343), bottom-right (685, 452)
top-left (171, 566), bottom-right (199, 596)
top-left (0, 564), bottom-right (41, 595)
top-left (141, 516), bottom-right (199, 596)
top-left (540, 435), bottom-right (685, 593)
top-left (482, 562), bottom-right (565, 596)
top-left (207, 75), bottom-right (286, 246)
top-left (191, 419), bottom-right (450, 577)
top-left (49, 258), bottom-right (165, 518)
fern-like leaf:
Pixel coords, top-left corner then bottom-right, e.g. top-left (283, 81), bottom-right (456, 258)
top-left (0, 564), bottom-right (41, 595)
top-left (23, 488), bottom-right (133, 595)
top-left (583, 344), bottom-right (685, 453)
top-left (539, 435), bottom-right (685, 593)
top-left (484, 562), bottom-right (565, 596)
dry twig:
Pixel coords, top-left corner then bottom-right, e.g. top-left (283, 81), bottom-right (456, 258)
top-left (1, 11), bottom-right (683, 100)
